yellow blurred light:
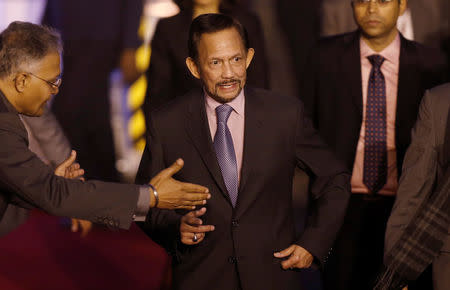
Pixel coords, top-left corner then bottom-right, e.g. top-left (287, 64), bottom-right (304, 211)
top-left (128, 109), bottom-right (146, 140)
top-left (127, 75), bottom-right (147, 111)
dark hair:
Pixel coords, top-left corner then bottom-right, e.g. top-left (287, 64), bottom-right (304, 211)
top-left (177, 0), bottom-right (239, 13)
top-left (188, 13), bottom-right (249, 61)
top-left (0, 21), bottom-right (62, 79)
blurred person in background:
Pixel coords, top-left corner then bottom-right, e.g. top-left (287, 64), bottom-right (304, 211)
top-left (301, 0), bottom-right (448, 289)
top-left (143, 0), bottom-right (269, 127)
top-left (42, 0), bottom-right (144, 182)
top-left (321, 0), bottom-right (449, 53)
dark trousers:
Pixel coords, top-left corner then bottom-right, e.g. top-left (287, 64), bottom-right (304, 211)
top-left (323, 194), bottom-right (395, 290)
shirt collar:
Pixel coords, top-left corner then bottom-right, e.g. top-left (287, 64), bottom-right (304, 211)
top-left (360, 32), bottom-right (401, 64)
top-left (204, 88), bottom-right (245, 116)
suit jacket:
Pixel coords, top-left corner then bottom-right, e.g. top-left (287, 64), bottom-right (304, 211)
top-left (143, 9), bottom-right (269, 119)
top-left (385, 83), bottom-right (450, 258)
top-left (21, 106), bottom-right (72, 167)
top-left (136, 87), bottom-right (350, 290)
top-left (302, 31), bottom-right (447, 177)
top-left (0, 90), bottom-right (140, 233)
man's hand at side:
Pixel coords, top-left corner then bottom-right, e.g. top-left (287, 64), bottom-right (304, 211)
top-left (180, 207), bottom-right (215, 245)
top-left (274, 244), bottom-right (314, 269)
top-left (150, 158), bottom-right (210, 209)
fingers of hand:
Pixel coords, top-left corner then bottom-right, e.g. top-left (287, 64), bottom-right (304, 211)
top-left (274, 245), bottom-right (295, 258)
top-left (63, 150), bottom-right (77, 166)
top-left (181, 182), bottom-right (210, 194)
top-left (158, 158), bottom-right (184, 180)
top-left (80, 220), bottom-right (93, 238)
top-left (71, 218), bottom-right (79, 232)
top-left (281, 254), bottom-right (301, 270)
top-left (181, 232), bottom-right (205, 245)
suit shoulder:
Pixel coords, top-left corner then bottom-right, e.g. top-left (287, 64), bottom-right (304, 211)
top-left (424, 83), bottom-right (450, 107)
top-left (0, 112), bottom-right (24, 132)
top-left (246, 87), bottom-right (302, 110)
top-left (402, 38), bottom-right (447, 68)
top-left (151, 89), bottom-right (200, 119)
top-left (318, 31), bottom-right (358, 49)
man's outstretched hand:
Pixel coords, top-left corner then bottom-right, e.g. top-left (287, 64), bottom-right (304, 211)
top-left (150, 159), bottom-right (210, 209)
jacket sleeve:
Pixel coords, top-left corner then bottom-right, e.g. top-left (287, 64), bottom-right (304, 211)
top-left (293, 101), bottom-right (351, 267)
top-left (0, 113), bottom-right (140, 230)
top-left (384, 90), bottom-right (439, 259)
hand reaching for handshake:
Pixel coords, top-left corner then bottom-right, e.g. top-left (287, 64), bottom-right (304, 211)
top-left (54, 151), bottom-right (211, 237)
top-left (148, 158), bottom-right (210, 209)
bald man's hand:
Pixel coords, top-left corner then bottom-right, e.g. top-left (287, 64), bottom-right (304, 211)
top-left (150, 158), bottom-right (210, 209)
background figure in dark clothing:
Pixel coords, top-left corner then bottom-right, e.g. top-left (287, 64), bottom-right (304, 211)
top-left (277, 0), bottom-right (322, 97)
top-left (43, 0), bottom-right (143, 181)
top-left (143, 0), bottom-right (269, 123)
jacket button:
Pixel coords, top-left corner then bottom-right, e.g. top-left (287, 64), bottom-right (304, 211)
top-left (231, 220), bottom-right (239, 227)
top-left (228, 256), bottom-right (237, 264)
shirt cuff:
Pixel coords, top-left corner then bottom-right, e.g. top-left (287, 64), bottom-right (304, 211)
top-left (133, 186), bottom-right (150, 222)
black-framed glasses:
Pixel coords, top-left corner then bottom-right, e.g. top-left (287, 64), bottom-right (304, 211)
top-left (353, 0), bottom-right (394, 5)
top-left (28, 72), bottom-right (62, 89)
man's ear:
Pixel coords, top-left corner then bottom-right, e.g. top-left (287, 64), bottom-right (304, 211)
top-left (13, 73), bottom-right (28, 93)
top-left (186, 57), bottom-right (201, 79)
top-left (245, 48), bottom-right (255, 69)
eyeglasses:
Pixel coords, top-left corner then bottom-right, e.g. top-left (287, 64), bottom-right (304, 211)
top-left (28, 72), bottom-right (62, 89)
top-left (353, 0), bottom-right (395, 5)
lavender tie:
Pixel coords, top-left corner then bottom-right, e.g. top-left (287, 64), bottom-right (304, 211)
top-left (214, 104), bottom-right (238, 207)
top-left (363, 54), bottom-right (387, 193)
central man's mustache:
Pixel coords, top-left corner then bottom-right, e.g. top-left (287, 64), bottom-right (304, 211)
top-left (216, 80), bottom-right (241, 86)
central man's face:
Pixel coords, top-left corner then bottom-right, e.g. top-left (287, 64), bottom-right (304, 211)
top-left (187, 28), bottom-right (254, 103)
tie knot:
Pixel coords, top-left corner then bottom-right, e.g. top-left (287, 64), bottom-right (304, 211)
top-left (367, 54), bottom-right (385, 68)
top-left (216, 104), bottom-right (233, 124)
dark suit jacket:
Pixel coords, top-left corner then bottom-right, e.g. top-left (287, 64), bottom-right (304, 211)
top-left (302, 31), bottom-right (448, 177)
top-left (143, 9), bottom-right (269, 119)
top-left (136, 87), bottom-right (350, 290)
top-left (0, 90), bottom-right (140, 233)
top-left (385, 83), bottom-right (450, 258)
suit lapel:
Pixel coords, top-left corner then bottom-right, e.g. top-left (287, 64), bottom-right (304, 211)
top-left (396, 35), bottom-right (419, 140)
top-left (184, 90), bottom-right (231, 204)
top-left (235, 87), bottom-right (265, 218)
top-left (341, 32), bottom-right (363, 117)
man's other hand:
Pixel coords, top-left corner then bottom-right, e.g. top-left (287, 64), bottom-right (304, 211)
top-left (54, 150), bottom-right (85, 180)
top-left (274, 244), bottom-right (314, 269)
top-left (180, 207), bottom-right (215, 245)
top-left (150, 158), bottom-right (210, 209)
top-left (70, 218), bottom-right (93, 238)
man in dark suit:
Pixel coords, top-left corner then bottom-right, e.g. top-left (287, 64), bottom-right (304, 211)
top-left (0, 21), bottom-right (210, 236)
top-left (302, 0), bottom-right (448, 289)
top-left (136, 13), bottom-right (350, 290)
top-left (379, 83), bottom-right (450, 290)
